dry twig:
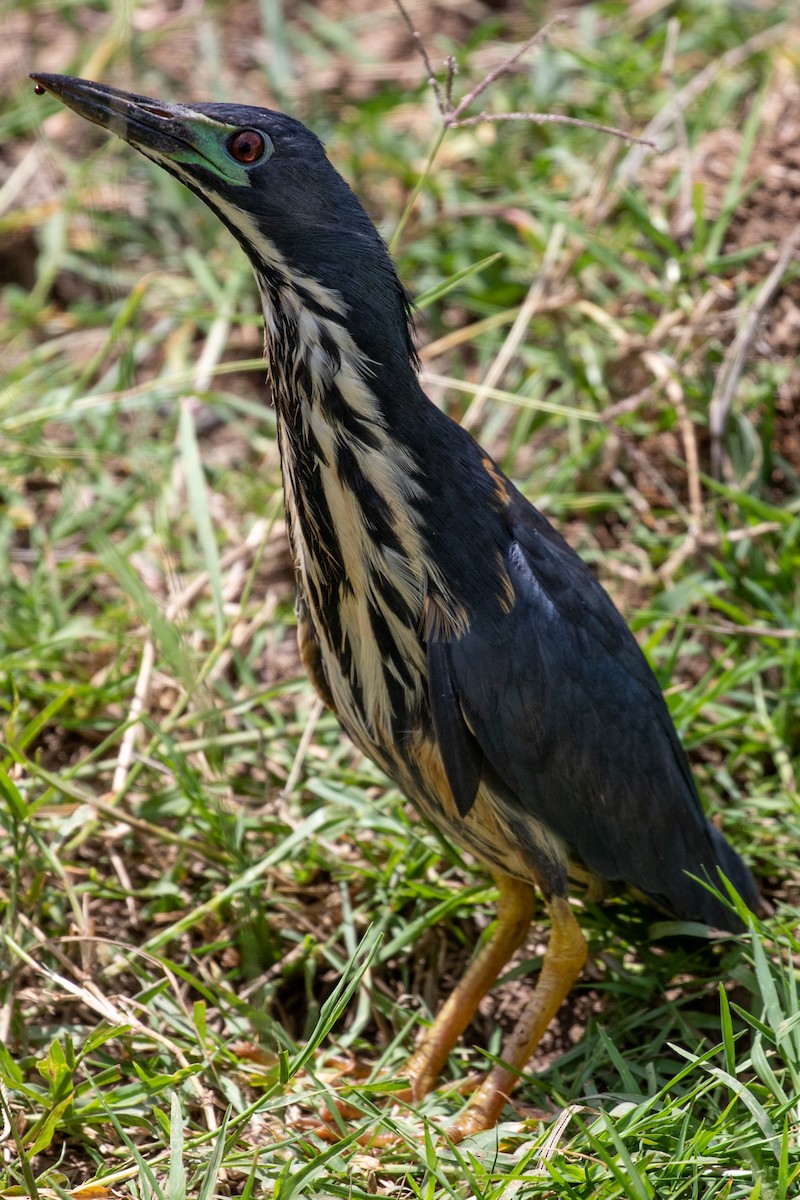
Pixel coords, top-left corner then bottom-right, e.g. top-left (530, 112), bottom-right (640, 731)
top-left (394, 1), bottom-right (655, 148)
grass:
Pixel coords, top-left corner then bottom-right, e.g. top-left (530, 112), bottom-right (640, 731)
top-left (2, 0), bottom-right (800, 1196)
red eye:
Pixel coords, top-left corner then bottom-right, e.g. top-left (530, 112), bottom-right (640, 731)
top-left (227, 129), bottom-right (266, 163)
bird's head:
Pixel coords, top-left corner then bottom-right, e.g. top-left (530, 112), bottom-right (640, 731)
top-left (31, 74), bottom-right (416, 371)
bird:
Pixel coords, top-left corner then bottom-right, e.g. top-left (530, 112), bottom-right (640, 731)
top-left (31, 73), bottom-right (761, 1141)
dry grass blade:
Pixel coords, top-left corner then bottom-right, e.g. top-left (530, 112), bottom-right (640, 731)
top-left (709, 219), bottom-right (800, 479)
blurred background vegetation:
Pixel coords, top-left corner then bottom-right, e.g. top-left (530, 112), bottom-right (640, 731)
top-left (1, 1), bottom-right (799, 1196)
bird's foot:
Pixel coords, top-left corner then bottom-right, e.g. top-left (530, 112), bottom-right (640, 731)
top-left (446, 1080), bottom-right (511, 1142)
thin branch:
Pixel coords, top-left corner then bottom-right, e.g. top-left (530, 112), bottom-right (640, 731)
top-left (451, 111), bottom-right (656, 148)
top-left (443, 55), bottom-right (458, 115)
top-left (393, 0), bottom-right (445, 116)
top-left (393, 1), bottom-right (655, 150)
top-left (448, 20), bottom-right (570, 124)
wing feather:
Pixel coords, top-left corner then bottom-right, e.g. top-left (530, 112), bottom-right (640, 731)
top-left (426, 636), bottom-right (484, 818)
top-left (432, 497), bottom-right (758, 929)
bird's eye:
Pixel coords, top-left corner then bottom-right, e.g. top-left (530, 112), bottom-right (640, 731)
top-left (227, 129), bottom-right (267, 164)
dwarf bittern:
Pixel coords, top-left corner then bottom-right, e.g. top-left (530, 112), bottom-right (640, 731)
top-left (32, 74), bottom-right (760, 1140)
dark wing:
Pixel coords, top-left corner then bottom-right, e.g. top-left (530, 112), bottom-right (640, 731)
top-left (427, 494), bottom-right (758, 930)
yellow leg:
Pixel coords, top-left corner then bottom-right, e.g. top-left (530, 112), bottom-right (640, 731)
top-left (448, 895), bottom-right (587, 1141)
top-left (404, 875), bottom-right (537, 1101)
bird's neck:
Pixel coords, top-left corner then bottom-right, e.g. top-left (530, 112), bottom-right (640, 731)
top-left (255, 265), bottom-right (439, 743)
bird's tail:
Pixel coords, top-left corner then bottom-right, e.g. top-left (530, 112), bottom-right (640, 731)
top-left (701, 822), bottom-right (761, 930)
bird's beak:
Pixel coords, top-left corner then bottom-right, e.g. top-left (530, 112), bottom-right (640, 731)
top-left (29, 73), bottom-right (194, 156)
